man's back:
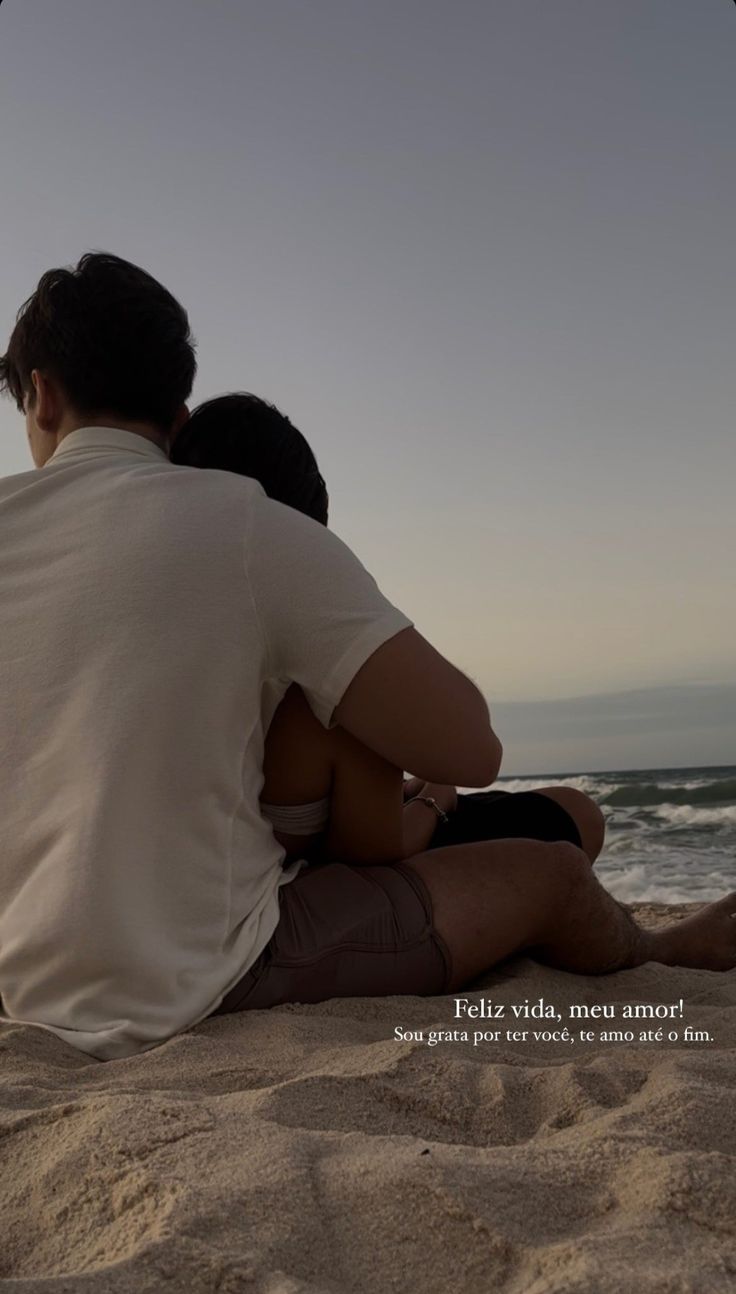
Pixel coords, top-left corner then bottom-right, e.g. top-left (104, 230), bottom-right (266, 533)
top-left (0, 428), bottom-right (292, 1058)
top-left (0, 426), bottom-right (416, 1060)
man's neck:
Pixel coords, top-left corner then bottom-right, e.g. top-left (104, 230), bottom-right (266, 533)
top-left (57, 417), bottom-right (169, 454)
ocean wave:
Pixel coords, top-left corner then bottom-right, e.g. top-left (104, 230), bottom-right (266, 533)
top-left (602, 777), bottom-right (736, 808)
top-left (650, 803), bottom-right (736, 829)
top-left (491, 774), bottom-right (619, 799)
top-left (600, 862), bottom-right (732, 905)
top-left (597, 846), bottom-right (735, 903)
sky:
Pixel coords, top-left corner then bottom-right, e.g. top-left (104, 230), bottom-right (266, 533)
top-left (0, 0), bottom-right (734, 775)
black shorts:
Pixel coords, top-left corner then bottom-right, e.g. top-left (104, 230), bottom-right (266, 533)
top-left (426, 789), bottom-right (583, 851)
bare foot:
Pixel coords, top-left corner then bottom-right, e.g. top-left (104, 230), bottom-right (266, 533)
top-left (647, 893), bottom-right (736, 971)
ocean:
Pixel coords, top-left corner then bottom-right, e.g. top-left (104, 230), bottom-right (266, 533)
top-left (487, 764), bottom-right (736, 904)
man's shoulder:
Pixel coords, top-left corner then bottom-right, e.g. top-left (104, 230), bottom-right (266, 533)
top-left (170, 469), bottom-right (330, 544)
top-left (160, 463), bottom-right (270, 522)
top-left (166, 463), bottom-right (267, 500)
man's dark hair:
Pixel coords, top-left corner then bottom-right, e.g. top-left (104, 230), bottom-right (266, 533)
top-left (0, 251), bottom-right (197, 430)
top-left (171, 393), bottom-right (329, 526)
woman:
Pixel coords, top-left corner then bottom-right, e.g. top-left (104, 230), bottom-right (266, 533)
top-left (171, 393), bottom-right (603, 866)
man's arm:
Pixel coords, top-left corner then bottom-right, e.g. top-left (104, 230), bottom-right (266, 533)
top-left (333, 627), bottom-right (502, 788)
top-left (245, 492), bottom-right (502, 789)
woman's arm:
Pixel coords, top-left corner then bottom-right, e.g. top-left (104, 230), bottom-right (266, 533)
top-left (262, 683), bottom-right (333, 803)
top-left (262, 682), bottom-right (410, 864)
top-left (321, 725), bottom-right (406, 863)
top-left (320, 738), bottom-right (458, 864)
top-left (401, 781), bottom-right (458, 857)
top-left (261, 684), bottom-right (452, 865)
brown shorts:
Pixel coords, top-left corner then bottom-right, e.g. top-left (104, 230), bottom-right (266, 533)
top-left (209, 859), bottom-right (452, 1016)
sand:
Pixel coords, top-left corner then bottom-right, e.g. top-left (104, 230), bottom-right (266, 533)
top-left (1, 902), bottom-right (734, 1293)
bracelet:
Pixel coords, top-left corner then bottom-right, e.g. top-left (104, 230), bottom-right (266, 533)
top-left (405, 795), bottom-right (449, 824)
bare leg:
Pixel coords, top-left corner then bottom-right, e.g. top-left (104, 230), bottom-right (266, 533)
top-left (403, 838), bottom-right (736, 989)
top-left (532, 787), bottom-right (606, 863)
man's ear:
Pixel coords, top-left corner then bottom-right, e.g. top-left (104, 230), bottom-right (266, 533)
top-left (30, 370), bottom-right (63, 432)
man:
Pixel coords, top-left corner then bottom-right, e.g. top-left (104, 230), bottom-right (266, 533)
top-left (0, 254), bottom-right (733, 1063)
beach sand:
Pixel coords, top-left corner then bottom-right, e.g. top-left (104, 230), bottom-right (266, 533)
top-left (1, 902), bottom-right (734, 1293)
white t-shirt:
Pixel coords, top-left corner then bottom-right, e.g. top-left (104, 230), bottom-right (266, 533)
top-left (0, 427), bottom-right (413, 1061)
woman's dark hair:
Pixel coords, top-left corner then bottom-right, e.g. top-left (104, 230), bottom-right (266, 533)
top-left (171, 392), bottom-right (329, 526)
top-left (0, 251), bottom-right (196, 431)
